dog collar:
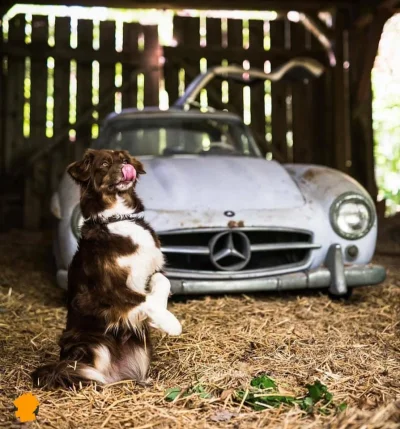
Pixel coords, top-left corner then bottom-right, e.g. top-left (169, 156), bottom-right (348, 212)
top-left (84, 212), bottom-right (144, 226)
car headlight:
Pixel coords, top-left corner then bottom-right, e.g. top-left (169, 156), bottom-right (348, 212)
top-left (71, 204), bottom-right (84, 239)
top-left (330, 193), bottom-right (375, 240)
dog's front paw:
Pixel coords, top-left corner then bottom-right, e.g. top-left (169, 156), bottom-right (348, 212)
top-left (148, 309), bottom-right (182, 336)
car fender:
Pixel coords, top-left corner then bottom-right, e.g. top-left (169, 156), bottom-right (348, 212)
top-left (284, 163), bottom-right (377, 264)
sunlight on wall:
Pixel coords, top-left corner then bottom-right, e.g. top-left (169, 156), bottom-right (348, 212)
top-left (3, 4), bottom-right (278, 149)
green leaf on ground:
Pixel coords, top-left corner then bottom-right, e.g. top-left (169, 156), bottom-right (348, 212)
top-left (250, 374), bottom-right (277, 390)
top-left (165, 384), bottom-right (212, 402)
top-left (165, 387), bottom-right (182, 402)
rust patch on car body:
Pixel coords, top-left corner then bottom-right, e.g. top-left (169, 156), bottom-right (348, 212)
top-left (228, 220), bottom-right (245, 228)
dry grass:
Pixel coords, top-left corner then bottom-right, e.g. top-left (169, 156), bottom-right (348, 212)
top-left (0, 229), bottom-right (399, 428)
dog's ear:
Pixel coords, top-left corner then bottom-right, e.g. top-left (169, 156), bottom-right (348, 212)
top-left (67, 149), bottom-right (96, 184)
top-left (129, 156), bottom-right (146, 175)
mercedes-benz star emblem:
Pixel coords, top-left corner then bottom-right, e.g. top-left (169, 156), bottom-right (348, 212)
top-left (209, 231), bottom-right (251, 271)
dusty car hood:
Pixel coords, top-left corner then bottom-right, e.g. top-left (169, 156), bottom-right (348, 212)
top-left (136, 156), bottom-right (305, 211)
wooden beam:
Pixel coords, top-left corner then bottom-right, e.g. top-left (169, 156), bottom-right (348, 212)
top-left (3, 0), bottom-right (356, 11)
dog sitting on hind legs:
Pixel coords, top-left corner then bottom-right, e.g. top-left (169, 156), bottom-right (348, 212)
top-left (31, 149), bottom-right (182, 389)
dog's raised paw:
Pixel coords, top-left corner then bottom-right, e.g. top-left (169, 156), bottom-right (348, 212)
top-left (148, 308), bottom-right (182, 336)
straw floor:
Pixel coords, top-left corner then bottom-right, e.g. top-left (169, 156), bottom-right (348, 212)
top-left (0, 228), bottom-right (399, 428)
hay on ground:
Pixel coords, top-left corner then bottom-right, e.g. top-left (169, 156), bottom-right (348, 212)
top-left (0, 229), bottom-right (399, 428)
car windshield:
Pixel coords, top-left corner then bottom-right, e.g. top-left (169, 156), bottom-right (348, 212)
top-left (96, 116), bottom-right (261, 157)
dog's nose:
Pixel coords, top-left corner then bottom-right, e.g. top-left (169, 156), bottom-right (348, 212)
top-left (122, 164), bottom-right (136, 182)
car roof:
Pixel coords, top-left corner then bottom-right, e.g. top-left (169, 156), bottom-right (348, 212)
top-left (104, 107), bottom-right (244, 123)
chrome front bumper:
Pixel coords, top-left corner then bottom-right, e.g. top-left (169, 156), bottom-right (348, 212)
top-left (170, 264), bottom-right (386, 295)
top-left (56, 245), bottom-right (386, 296)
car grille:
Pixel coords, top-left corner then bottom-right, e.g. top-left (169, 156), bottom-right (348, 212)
top-left (158, 228), bottom-right (320, 280)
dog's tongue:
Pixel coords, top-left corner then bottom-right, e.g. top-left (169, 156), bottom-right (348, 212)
top-left (122, 164), bottom-right (137, 182)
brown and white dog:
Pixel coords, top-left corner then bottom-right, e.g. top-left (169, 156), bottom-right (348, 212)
top-left (32, 149), bottom-right (181, 389)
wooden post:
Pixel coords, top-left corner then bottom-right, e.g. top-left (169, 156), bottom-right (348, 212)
top-left (348, 9), bottom-right (391, 200)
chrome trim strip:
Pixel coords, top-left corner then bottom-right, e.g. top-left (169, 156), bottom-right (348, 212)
top-left (161, 245), bottom-right (210, 255)
top-left (250, 242), bottom-right (321, 252)
top-left (158, 226), bottom-right (313, 236)
top-left (161, 242), bottom-right (321, 254)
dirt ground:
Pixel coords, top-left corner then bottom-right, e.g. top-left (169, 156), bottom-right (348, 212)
top-left (0, 228), bottom-right (399, 429)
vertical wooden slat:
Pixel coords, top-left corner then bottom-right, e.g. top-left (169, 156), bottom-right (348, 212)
top-left (30, 15), bottom-right (49, 143)
top-left (309, 22), bottom-right (329, 167)
top-left (143, 25), bottom-right (160, 107)
top-left (98, 20), bottom-right (116, 120)
top-left (333, 9), bottom-right (351, 173)
top-left (52, 16), bottom-right (71, 190)
top-left (178, 17), bottom-right (201, 88)
top-left (290, 22), bottom-right (313, 164)
top-left (205, 18), bottom-right (223, 109)
top-left (227, 19), bottom-right (243, 118)
top-left (3, 15), bottom-right (25, 172)
top-left (249, 19), bottom-right (267, 156)
top-left (25, 15), bottom-right (49, 229)
top-left (270, 20), bottom-right (288, 162)
top-left (122, 22), bottom-right (139, 109)
top-left (164, 16), bottom-right (185, 106)
top-left (76, 19), bottom-right (93, 159)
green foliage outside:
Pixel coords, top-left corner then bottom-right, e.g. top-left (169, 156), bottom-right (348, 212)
top-left (373, 14), bottom-right (400, 214)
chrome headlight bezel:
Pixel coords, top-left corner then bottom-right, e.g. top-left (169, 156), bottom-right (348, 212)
top-left (329, 192), bottom-right (375, 240)
top-left (71, 204), bottom-right (83, 239)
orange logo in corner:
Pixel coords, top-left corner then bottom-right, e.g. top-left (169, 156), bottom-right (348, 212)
top-left (13, 393), bottom-right (39, 423)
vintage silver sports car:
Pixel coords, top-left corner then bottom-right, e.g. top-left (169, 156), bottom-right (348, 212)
top-left (51, 58), bottom-right (386, 298)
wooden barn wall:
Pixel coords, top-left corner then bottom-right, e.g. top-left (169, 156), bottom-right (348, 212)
top-left (0, 11), bottom-right (340, 229)
top-left (163, 16), bottom-right (333, 165)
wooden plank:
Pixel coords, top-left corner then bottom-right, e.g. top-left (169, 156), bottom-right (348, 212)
top-left (52, 16), bottom-right (72, 191)
top-left (98, 20), bottom-right (116, 120)
top-left (3, 14), bottom-right (25, 173)
top-left (308, 20), bottom-right (330, 167)
top-left (205, 18), bottom-right (223, 110)
top-left (269, 20), bottom-right (288, 162)
top-left (3, 0), bottom-right (357, 11)
top-left (176, 16), bottom-right (201, 89)
top-left (25, 15), bottom-right (49, 229)
top-left (76, 19), bottom-right (93, 159)
top-left (122, 22), bottom-right (139, 109)
top-left (143, 25), bottom-right (160, 107)
top-left (227, 19), bottom-right (243, 118)
top-left (249, 19), bottom-right (267, 156)
top-left (332, 9), bottom-right (351, 173)
top-left (30, 16), bottom-right (49, 143)
top-left (163, 16), bottom-right (182, 107)
top-left (290, 22), bottom-right (313, 164)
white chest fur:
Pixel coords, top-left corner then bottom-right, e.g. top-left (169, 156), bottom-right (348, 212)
top-left (100, 197), bottom-right (164, 294)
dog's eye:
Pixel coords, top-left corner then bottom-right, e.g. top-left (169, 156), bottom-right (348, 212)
top-left (122, 159), bottom-right (128, 164)
top-left (102, 162), bottom-right (109, 167)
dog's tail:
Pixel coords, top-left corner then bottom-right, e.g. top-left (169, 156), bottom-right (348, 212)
top-left (31, 361), bottom-right (107, 389)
